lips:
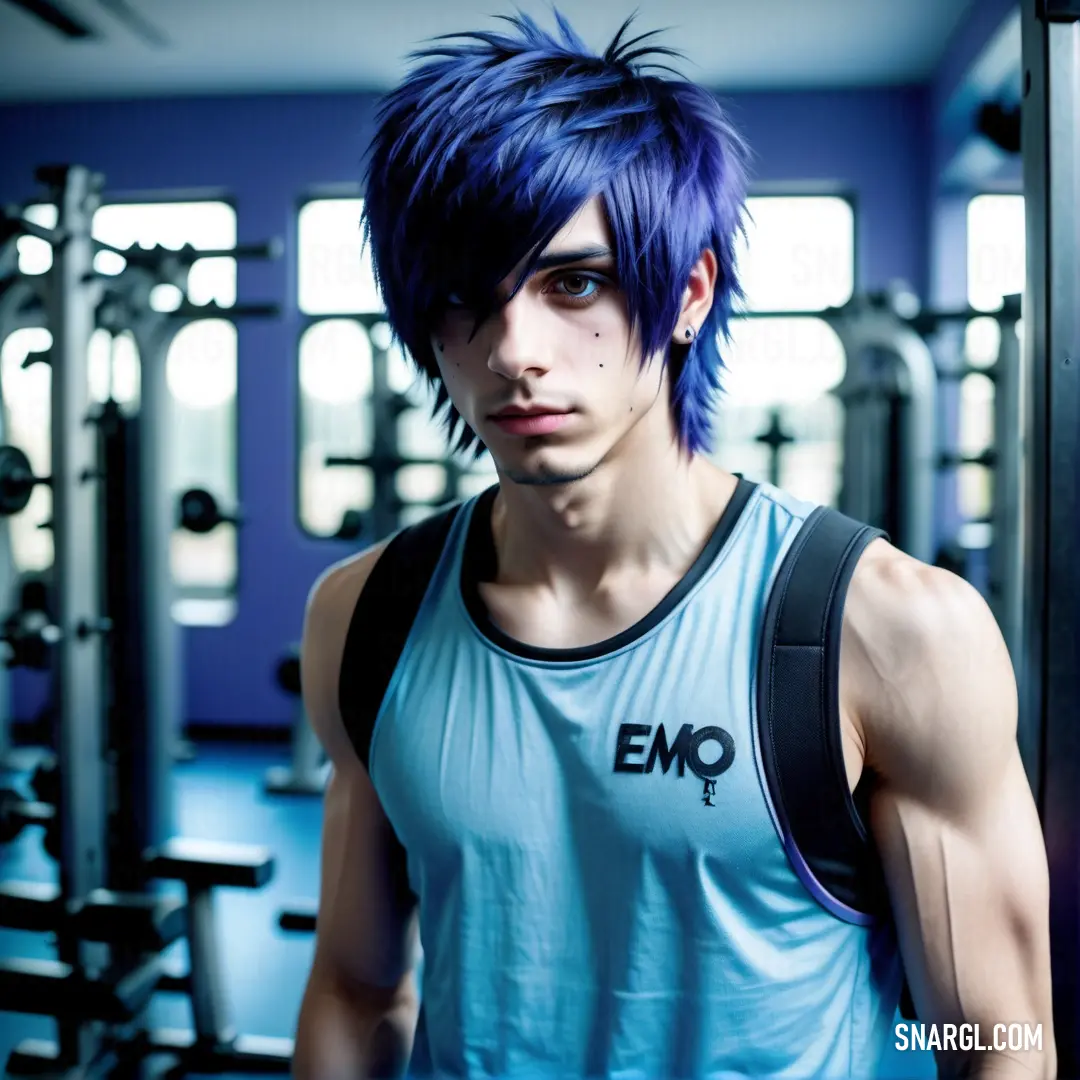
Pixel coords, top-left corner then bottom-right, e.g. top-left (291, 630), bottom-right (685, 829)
top-left (489, 408), bottom-right (574, 437)
top-left (490, 405), bottom-right (569, 419)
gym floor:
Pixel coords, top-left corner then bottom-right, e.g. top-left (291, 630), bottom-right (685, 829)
top-left (0, 741), bottom-right (935, 1078)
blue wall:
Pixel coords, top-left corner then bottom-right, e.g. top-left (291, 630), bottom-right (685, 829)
top-left (0, 83), bottom-right (935, 728)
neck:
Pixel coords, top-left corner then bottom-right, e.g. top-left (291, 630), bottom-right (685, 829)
top-left (489, 435), bottom-right (738, 597)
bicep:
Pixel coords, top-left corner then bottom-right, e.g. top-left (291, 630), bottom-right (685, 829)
top-left (856, 563), bottom-right (1053, 1065)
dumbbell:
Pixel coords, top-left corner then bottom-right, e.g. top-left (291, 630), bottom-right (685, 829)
top-left (0, 445), bottom-right (50, 517)
top-left (0, 571), bottom-right (57, 669)
top-left (0, 609), bottom-right (61, 669)
top-left (276, 649), bottom-right (301, 697)
top-left (335, 509), bottom-right (365, 541)
top-left (177, 488), bottom-right (242, 535)
top-left (16, 572), bottom-right (50, 615)
top-left (0, 788), bottom-right (56, 845)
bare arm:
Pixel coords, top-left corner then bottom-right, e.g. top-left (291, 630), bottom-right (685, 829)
top-left (293, 545), bottom-right (420, 1080)
top-left (844, 550), bottom-right (1055, 1079)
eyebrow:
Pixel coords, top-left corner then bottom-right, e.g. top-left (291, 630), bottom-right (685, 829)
top-left (530, 245), bottom-right (614, 272)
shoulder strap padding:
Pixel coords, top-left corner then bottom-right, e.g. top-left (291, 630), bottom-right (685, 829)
top-left (758, 505), bottom-right (889, 916)
top-left (337, 501), bottom-right (464, 769)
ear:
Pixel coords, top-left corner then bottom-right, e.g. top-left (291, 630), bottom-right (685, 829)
top-left (671, 248), bottom-right (719, 344)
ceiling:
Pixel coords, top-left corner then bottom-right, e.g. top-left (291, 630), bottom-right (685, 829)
top-left (0, 0), bottom-right (977, 104)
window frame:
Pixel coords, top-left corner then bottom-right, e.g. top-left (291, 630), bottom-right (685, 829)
top-left (96, 193), bottom-right (242, 608)
top-left (955, 189), bottom-right (1025, 545)
top-left (713, 189), bottom-right (857, 503)
top-left (292, 189), bottom-right (859, 538)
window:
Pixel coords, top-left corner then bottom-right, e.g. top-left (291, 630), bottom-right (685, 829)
top-left (3, 204), bottom-right (60, 575)
top-left (295, 195), bottom-right (851, 531)
top-left (296, 198), bottom-right (496, 540)
top-left (960, 194), bottom-right (1025, 543)
top-left (967, 194), bottom-right (1025, 312)
top-left (713, 195), bottom-right (854, 506)
top-left (0, 200), bottom-right (238, 624)
top-left (1, 326), bottom-right (53, 574)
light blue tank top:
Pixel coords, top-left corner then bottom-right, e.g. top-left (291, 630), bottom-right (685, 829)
top-left (368, 480), bottom-right (904, 1079)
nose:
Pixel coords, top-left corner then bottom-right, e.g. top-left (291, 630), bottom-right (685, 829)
top-left (486, 293), bottom-right (550, 381)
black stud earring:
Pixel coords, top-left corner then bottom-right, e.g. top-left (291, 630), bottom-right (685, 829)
top-left (437, 342), bottom-right (444, 352)
top-left (684, 327), bottom-right (695, 342)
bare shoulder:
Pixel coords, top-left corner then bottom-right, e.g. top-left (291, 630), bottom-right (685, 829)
top-left (301, 541), bottom-right (392, 761)
top-left (843, 537), bottom-right (969, 651)
top-left (841, 539), bottom-right (1018, 805)
top-left (306, 542), bottom-right (390, 627)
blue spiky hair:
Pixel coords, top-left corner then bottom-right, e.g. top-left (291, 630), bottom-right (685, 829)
top-left (361, 7), bottom-right (751, 458)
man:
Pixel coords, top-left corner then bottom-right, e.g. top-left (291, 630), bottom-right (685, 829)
top-left (293, 11), bottom-right (1055, 1079)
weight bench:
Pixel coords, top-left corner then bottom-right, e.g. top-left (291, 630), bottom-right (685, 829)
top-left (142, 837), bottom-right (294, 1072)
top-left (2, 836), bottom-right (293, 1076)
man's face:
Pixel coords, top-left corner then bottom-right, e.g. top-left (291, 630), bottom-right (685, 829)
top-left (430, 196), bottom-right (670, 487)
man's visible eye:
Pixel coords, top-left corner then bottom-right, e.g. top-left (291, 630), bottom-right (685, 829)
top-left (549, 272), bottom-right (605, 305)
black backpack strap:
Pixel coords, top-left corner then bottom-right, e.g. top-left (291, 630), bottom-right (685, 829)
top-left (337, 499), bottom-right (466, 770)
top-left (757, 504), bottom-right (918, 1019)
top-left (757, 504), bottom-right (889, 919)
top-left (759, 504), bottom-right (922, 1020)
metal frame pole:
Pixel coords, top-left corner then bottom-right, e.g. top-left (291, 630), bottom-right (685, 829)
top-left (41, 164), bottom-right (110, 1064)
top-left (1020, 2), bottom-right (1080, 1071)
top-left (833, 307), bottom-right (938, 562)
top-left (129, 312), bottom-right (181, 872)
top-left (987, 304), bottom-right (1024, 703)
